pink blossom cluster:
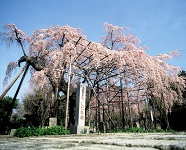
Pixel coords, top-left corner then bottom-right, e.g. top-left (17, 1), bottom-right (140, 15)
top-left (2, 23), bottom-right (185, 118)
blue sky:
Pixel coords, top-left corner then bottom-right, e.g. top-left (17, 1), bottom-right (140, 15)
top-left (0, 0), bottom-right (186, 100)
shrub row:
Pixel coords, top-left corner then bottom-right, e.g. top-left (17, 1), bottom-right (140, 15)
top-left (114, 127), bottom-right (175, 133)
top-left (14, 126), bottom-right (69, 138)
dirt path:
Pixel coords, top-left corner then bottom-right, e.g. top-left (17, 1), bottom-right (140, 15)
top-left (0, 132), bottom-right (186, 150)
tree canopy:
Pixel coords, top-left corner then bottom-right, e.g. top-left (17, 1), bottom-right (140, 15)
top-left (1, 23), bottom-right (185, 129)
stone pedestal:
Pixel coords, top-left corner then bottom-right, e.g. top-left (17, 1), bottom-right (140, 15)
top-left (10, 129), bottom-right (16, 136)
top-left (70, 82), bottom-right (89, 134)
top-left (70, 126), bottom-right (89, 134)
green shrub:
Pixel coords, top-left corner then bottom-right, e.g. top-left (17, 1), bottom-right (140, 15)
top-left (124, 127), bottom-right (146, 133)
top-left (45, 126), bottom-right (69, 135)
top-left (114, 127), bottom-right (176, 133)
top-left (167, 129), bottom-right (175, 133)
top-left (15, 126), bottom-right (69, 138)
top-left (148, 129), bottom-right (175, 133)
top-left (148, 128), bottom-right (165, 133)
top-left (114, 127), bottom-right (146, 133)
top-left (14, 127), bottom-right (36, 138)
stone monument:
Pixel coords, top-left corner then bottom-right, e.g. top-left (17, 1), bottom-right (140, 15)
top-left (49, 117), bottom-right (57, 127)
top-left (70, 82), bottom-right (89, 134)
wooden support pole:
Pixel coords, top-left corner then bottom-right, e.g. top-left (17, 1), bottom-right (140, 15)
top-left (7, 63), bottom-right (29, 121)
top-left (65, 61), bottom-right (72, 128)
top-left (0, 64), bottom-right (27, 101)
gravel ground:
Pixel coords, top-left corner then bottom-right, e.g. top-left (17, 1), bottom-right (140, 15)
top-left (0, 132), bottom-right (186, 150)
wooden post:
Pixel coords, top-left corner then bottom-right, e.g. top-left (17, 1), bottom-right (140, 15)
top-left (88, 85), bottom-right (91, 128)
top-left (7, 63), bottom-right (29, 121)
top-left (65, 61), bottom-right (72, 128)
top-left (0, 64), bottom-right (27, 101)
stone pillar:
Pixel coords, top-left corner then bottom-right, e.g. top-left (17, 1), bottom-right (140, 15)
top-left (10, 129), bottom-right (17, 136)
top-left (49, 118), bottom-right (57, 127)
top-left (70, 82), bottom-right (89, 134)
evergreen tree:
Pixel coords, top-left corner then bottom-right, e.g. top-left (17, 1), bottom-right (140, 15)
top-left (0, 96), bottom-right (18, 134)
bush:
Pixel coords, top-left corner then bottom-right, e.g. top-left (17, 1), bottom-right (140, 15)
top-left (148, 128), bottom-right (165, 133)
top-left (114, 127), bottom-right (175, 133)
top-left (15, 126), bottom-right (69, 138)
top-left (114, 127), bottom-right (146, 133)
top-left (14, 127), bottom-right (36, 138)
top-left (44, 126), bottom-right (69, 135)
top-left (167, 129), bottom-right (175, 133)
top-left (123, 127), bottom-right (146, 133)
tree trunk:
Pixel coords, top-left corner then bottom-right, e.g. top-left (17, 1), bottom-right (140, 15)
top-left (127, 91), bottom-right (133, 128)
top-left (120, 79), bottom-right (125, 128)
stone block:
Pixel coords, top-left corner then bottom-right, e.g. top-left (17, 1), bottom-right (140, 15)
top-left (49, 117), bottom-right (57, 127)
top-left (10, 129), bottom-right (16, 136)
top-left (70, 126), bottom-right (89, 134)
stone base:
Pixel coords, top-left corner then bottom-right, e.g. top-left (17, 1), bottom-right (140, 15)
top-left (70, 126), bottom-right (89, 134)
top-left (10, 129), bottom-right (16, 136)
top-left (49, 118), bottom-right (57, 127)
